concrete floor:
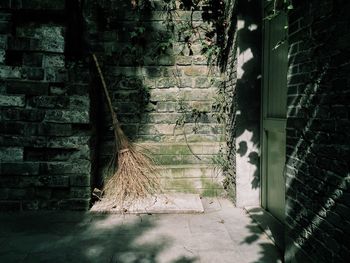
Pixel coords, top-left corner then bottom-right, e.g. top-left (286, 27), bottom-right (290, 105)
top-left (0, 198), bottom-right (282, 263)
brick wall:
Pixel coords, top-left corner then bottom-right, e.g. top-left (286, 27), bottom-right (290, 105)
top-left (0, 1), bottom-right (93, 210)
top-left (219, 0), bottom-right (238, 202)
top-left (220, 0), bottom-right (261, 207)
top-left (0, 0), bottom-right (228, 211)
top-left (89, 0), bottom-right (226, 196)
top-left (285, 0), bottom-right (350, 262)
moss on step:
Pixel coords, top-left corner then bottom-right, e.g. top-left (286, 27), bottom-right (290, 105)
top-left (200, 176), bottom-right (225, 197)
top-left (163, 178), bottom-right (197, 193)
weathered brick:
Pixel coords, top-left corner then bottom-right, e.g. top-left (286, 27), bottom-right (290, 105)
top-left (156, 77), bottom-right (177, 88)
top-left (16, 25), bottom-right (65, 52)
top-left (1, 108), bottom-right (45, 121)
top-left (20, 0), bottom-right (65, 10)
top-left (156, 101), bottom-right (176, 112)
top-left (40, 161), bottom-right (91, 175)
top-left (139, 124), bottom-right (175, 135)
top-left (6, 81), bottom-right (49, 95)
top-left (25, 67), bottom-right (45, 80)
top-left (37, 175), bottom-right (70, 188)
top-left (29, 96), bottom-right (70, 109)
top-left (47, 136), bottom-right (90, 149)
top-left (70, 187), bottom-right (91, 198)
top-left (58, 198), bottom-right (90, 210)
top-left (0, 147), bottom-right (23, 161)
top-left (0, 201), bottom-right (21, 211)
top-left (0, 122), bottom-right (25, 135)
top-left (44, 110), bottom-right (89, 124)
top-left (8, 188), bottom-right (34, 200)
top-left (37, 123), bottom-right (72, 136)
top-left (0, 66), bottom-right (21, 79)
top-left (0, 35), bottom-right (7, 51)
top-left (150, 88), bottom-right (178, 101)
top-left (70, 174), bottom-right (90, 187)
top-left (0, 135), bottom-right (46, 148)
top-left (7, 37), bottom-right (39, 51)
top-left (181, 66), bottom-right (210, 76)
top-left (0, 162), bottom-right (39, 175)
top-left (0, 21), bottom-right (10, 34)
top-left (23, 53), bottom-right (43, 67)
top-left (176, 56), bottom-right (192, 65)
top-left (44, 54), bottom-right (65, 67)
top-left (45, 67), bottom-right (68, 82)
top-left (0, 95), bottom-right (25, 107)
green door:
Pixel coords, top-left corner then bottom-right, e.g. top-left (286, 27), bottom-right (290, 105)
top-left (261, 6), bottom-right (288, 223)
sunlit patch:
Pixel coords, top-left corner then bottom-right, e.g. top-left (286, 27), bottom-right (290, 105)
top-left (236, 129), bottom-right (260, 205)
top-left (85, 245), bottom-right (104, 258)
top-left (237, 19), bottom-right (245, 30)
top-left (237, 48), bottom-right (254, 79)
top-left (248, 24), bottom-right (258, 31)
top-left (90, 214), bottom-right (138, 231)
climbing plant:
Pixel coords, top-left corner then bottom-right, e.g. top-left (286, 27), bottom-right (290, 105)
top-left (99, 0), bottom-right (244, 195)
top-left (265, 0), bottom-right (293, 20)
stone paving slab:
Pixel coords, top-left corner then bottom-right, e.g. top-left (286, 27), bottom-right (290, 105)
top-left (0, 198), bottom-right (282, 263)
top-left (90, 193), bottom-right (204, 214)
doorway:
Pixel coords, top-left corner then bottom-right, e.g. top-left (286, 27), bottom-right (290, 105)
top-left (261, 3), bottom-right (288, 223)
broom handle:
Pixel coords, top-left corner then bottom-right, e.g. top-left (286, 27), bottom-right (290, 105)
top-left (92, 53), bottom-right (123, 150)
top-left (92, 54), bottom-right (119, 125)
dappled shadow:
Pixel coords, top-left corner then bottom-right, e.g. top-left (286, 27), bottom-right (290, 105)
top-left (240, 213), bottom-right (283, 263)
top-left (84, 0), bottom-right (174, 189)
top-left (0, 213), bottom-right (198, 262)
top-left (238, 209), bottom-right (283, 263)
top-left (218, 0), bottom-right (261, 195)
top-left (283, 1), bottom-right (350, 262)
top-left (233, 0), bottom-right (262, 190)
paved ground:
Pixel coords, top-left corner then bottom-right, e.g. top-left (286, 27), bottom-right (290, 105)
top-left (0, 198), bottom-right (282, 263)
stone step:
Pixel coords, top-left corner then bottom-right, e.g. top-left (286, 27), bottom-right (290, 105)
top-left (99, 141), bottom-right (225, 156)
top-left (135, 142), bottom-right (224, 156)
top-left (161, 177), bottom-right (225, 196)
top-left (157, 164), bottom-right (225, 197)
top-left (98, 143), bottom-right (227, 197)
top-left (157, 164), bottom-right (222, 179)
top-left (98, 142), bottom-right (225, 166)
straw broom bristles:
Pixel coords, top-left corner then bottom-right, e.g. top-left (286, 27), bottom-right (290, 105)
top-left (92, 54), bottom-right (161, 210)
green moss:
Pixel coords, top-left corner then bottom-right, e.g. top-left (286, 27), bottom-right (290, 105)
top-left (165, 145), bottom-right (192, 155)
top-left (166, 178), bottom-right (196, 193)
top-left (200, 176), bottom-right (224, 197)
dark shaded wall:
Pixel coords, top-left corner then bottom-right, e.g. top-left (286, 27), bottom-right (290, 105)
top-left (285, 0), bottom-right (350, 262)
top-left (0, 1), bottom-right (93, 210)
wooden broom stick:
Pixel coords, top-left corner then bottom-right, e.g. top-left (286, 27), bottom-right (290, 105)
top-left (92, 53), bottom-right (127, 151)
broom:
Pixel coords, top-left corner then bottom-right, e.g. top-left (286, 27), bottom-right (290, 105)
top-left (92, 53), bottom-right (161, 210)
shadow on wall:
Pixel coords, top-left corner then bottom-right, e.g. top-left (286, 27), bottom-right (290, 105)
top-left (240, 213), bottom-right (284, 263)
top-left (0, 213), bottom-right (198, 262)
top-left (284, 1), bottom-right (350, 262)
top-left (234, 0), bottom-right (262, 190)
top-left (85, 0), bottom-right (173, 189)
top-left (215, 0), bottom-right (262, 203)
top-left (285, 68), bottom-right (350, 261)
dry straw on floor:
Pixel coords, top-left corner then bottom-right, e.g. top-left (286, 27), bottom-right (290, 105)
top-left (92, 54), bottom-right (161, 210)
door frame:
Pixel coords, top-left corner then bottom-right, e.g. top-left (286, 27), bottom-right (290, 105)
top-left (260, 1), bottom-right (288, 213)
